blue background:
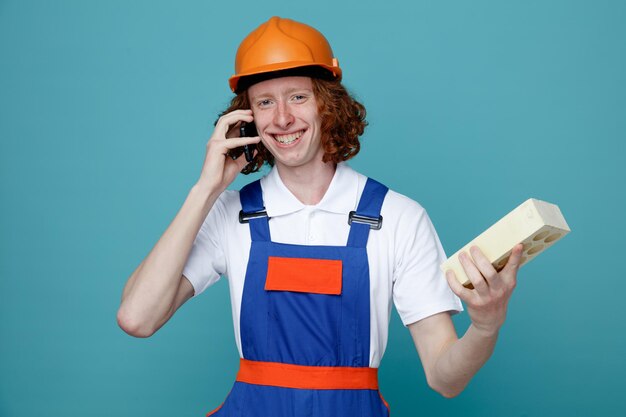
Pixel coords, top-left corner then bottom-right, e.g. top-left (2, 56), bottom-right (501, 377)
top-left (1, 0), bottom-right (624, 416)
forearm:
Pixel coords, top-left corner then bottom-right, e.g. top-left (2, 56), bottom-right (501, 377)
top-left (118, 182), bottom-right (220, 336)
top-left (430, 324), bottom-right (499, 398)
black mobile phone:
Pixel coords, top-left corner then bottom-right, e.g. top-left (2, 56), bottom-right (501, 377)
top-left (239, 121), bottom-right (257, 162)
top-left (227, 121), bottom-right (257, 162)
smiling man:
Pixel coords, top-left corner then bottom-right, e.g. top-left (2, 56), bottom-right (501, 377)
top-left (117, 16), bottom-right (523, 417)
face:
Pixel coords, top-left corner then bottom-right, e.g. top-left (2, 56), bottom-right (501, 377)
top-left (247, 76), bottom-right (323, 171)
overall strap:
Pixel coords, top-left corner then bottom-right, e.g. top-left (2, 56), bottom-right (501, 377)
top-left (347, 178), bottom-right (389, 248)
top-left (239, 180), bottom-right (271, 242)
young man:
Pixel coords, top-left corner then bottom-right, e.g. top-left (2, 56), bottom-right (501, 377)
top-left (117, 16), bottom-right (523, 416)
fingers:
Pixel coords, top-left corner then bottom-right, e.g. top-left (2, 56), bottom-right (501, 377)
top-left (226, 146), bottom-right (256, 173)
top-left (458, 250), bottom-right (490, 295)
top-left (448, 245), bottom-right (521, 336)
top-left (211, 110), bottom-right (262, 156)
top-left (501, 243), bottom-right (523, 286)
top-left (215, 109), bottom-right (255, 137)
top-left (445, 269), bottom-right (475, 302)
top-left (198, 110), bottom-right (261, 190)
top-left (468, 246), bottom-right (502, 290)
top-left (458, 244), bottom-right (522, 294)
top-left (504, 244), bottom-right (524, 271)
top-left (221, 135), bottom-right (261, 151)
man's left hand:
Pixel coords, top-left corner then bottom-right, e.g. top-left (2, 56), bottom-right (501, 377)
top-left (445, 244), bottom-right (524, 336)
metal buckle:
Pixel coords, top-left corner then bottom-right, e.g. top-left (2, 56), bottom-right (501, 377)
top-left (239, 209), bottom-right (268, 224)
top-left (348, 211), bottom-right (383, 230)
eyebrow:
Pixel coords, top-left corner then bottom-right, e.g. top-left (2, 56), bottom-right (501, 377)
top-left (249, 87), bottom-right (313, 101)
top-left (284, 87), bottom-right (313, 94)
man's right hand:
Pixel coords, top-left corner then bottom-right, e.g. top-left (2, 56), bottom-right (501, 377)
top-left (118, 109), bottom-right (262, 338)
top-left (197, 109), bottom-right (261, 193)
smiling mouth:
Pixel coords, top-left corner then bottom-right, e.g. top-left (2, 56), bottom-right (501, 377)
top-left (272, 130), bottom-right (305, 145)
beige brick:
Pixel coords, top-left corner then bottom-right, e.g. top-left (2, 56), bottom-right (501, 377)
top-left (441, 199), bottom-right (570, 288)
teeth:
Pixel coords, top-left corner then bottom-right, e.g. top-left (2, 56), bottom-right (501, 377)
top-left (274, 130), bottom-right (303, 144)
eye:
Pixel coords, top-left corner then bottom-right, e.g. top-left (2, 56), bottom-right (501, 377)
top-left (291, 94), bottom-right (308, 102)
top-left (256, 99), bottom-right (273, 108)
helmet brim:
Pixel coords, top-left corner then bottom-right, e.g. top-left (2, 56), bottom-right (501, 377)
top-left (229, 63), bottom-right (342, 93)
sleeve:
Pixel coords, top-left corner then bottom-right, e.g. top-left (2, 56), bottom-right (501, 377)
top-left (392, 202), bottom-right (463, 326)
top-left (182, 193), bottom-right (229, 297)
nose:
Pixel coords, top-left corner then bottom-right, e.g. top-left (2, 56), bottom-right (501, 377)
top-left (273, 101), bottom-right (295, 130)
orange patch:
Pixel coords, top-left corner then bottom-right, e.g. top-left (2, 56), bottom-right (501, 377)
top-left (265, 257), bottom-right (342, 295)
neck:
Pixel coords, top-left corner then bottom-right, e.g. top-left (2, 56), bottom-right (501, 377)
top-left (276, 162), bottom-right (337, 205)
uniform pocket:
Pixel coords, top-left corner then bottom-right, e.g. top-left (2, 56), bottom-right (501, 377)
top-left (265, 257), bottom-right (342, 295)
top-left (265, 256), bottom-right (343, 365)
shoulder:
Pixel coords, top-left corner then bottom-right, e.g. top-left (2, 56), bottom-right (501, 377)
top-left (216, 189), bottom-right (241, 210)
top-left (203, 189), bottom-right (241, 226)
top-left (349, 167), bottom-right (425, 217)
top-left (382, 188), bottom-right (427, 218)
top-left (384, 191), bottom-right (433, 251)
top-left (378, 185), bottom-right (429, 235)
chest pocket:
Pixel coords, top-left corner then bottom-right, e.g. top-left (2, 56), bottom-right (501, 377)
top-left (265, 257), bottom-right (343, 295)
top-left (265, 256), bottom-right (344, 365)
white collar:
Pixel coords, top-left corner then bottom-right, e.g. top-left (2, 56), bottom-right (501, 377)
top-left (260, 162), bottom-right (360, 217)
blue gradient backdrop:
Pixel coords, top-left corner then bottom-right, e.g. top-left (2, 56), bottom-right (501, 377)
top-left (1, 1), bottom-right (624, 416)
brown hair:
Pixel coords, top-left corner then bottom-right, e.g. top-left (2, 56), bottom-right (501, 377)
top-left (219, 77), bottom-right (367, 174)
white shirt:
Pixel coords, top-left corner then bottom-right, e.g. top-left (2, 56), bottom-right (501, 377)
top-left (183, 163), bottom-right (463, 367)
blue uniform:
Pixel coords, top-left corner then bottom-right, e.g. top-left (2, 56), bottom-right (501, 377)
top-left (207, 178), bottom-right (391, 417)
